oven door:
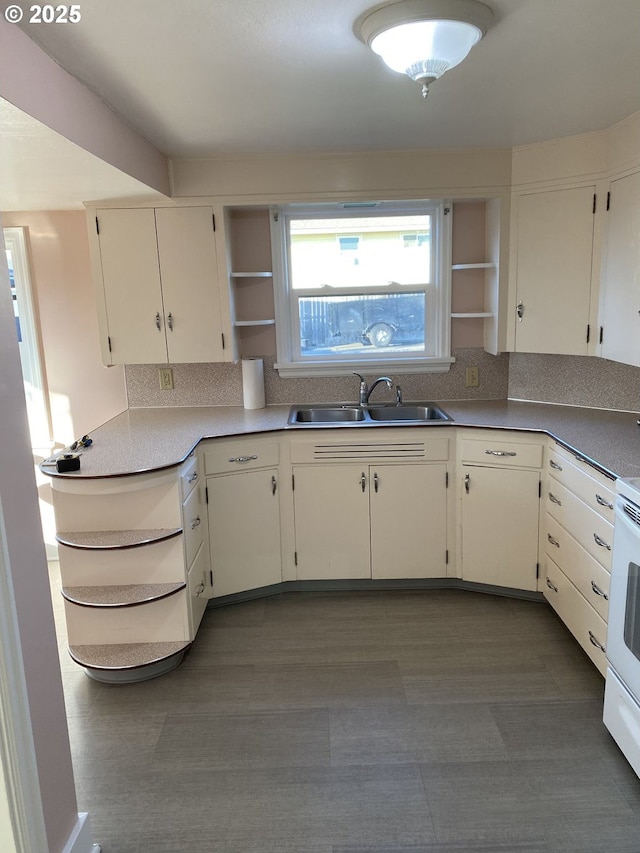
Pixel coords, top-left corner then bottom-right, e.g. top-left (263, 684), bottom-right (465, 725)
top-left (607, 496), bottom-right (640, 697)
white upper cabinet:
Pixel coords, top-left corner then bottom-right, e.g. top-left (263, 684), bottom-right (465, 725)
top-left (94, 206), bottom-right (226, 365)
top-left (511, 186), bottom-right (596, 355)
top-left (600, 171), bottom-right (640, 367)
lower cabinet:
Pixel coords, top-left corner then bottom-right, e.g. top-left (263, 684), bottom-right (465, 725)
top-left (290, 434), bottom-right (450, 581)
top-left (459, 434), bottom-right (543, 592)
top-left (541, 443), bottom-right (615, 675)
top-left (203, 437), bottom-right (282, 598)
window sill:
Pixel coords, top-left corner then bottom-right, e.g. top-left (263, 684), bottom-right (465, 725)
top-left (274, 356), bottom-right (455, 378)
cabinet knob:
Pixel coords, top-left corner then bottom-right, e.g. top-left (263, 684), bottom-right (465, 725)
top-left (187, 471), bottom-right (198, 484)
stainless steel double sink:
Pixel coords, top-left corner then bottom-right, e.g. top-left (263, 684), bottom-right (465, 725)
top-left (287, 402), bottom-right (453, 426)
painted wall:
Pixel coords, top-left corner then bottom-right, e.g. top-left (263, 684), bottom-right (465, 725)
top-left (3, 211), bottom-right (128, 447)
top-left (0, 213), bottom-right (84, 853)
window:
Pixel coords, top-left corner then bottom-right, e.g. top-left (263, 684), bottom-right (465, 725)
top-left (272, 202), bottom-right (452, 376)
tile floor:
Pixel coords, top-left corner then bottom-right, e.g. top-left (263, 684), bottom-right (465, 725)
top-left (49, 566), bottom-right (640, 853)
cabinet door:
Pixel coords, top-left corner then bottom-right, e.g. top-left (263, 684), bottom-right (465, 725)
top-left (97, 208), bottom-right (168, 364)
top-left (461, 465), bottom-right (540, 591)
top-left (293, 465), bottom-right (370, 580)
top-left (600, 171), bottom-right (640, 367)
top-left (155, 207), bottom-right (225, 363)
top-left (370, 464), bottom-right (447, 579)
top-left (514, 187), bottom-right (595, 354)
top-left (207, 468), bottom-right (281, 597)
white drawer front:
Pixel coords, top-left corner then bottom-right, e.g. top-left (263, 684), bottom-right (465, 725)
top-left (542, 556), bottom-right (607, 676)
top-left (546, 477), bottom-right (613, 570)
top-left (204, 441), bottom-right (279, 475)
top-left (182, 486), bottom-right (204, 568)
top-left (179, 454), bottom-right (200, 502)
top-left (461, 438), bottom-right (543, 468)
top-left (544, 514), bottom-right (610, 621)
top-left (547, 448), bottom-right (615, 524)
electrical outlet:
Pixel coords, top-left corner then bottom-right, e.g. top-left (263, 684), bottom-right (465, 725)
top-left (159, 368), bottom-right (174, 390)
top-left (465, 366), bottom-right (479, 387)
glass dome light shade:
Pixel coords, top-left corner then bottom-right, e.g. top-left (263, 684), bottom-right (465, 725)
top-left (370, 19), bottom-right (482, 79)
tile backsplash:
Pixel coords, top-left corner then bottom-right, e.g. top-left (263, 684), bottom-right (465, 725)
top-left (125, 348), bottom-right (509, 408)
top-left (509, 353), bottom-right (640, 412)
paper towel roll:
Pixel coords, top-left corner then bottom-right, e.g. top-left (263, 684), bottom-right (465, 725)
top-left (242, 358), bottom-right (265, 409)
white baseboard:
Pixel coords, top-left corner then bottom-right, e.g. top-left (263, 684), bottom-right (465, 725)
top-left (61, 813), bottom-right (100, 853)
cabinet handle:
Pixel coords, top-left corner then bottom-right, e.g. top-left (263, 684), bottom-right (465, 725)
top-left (167, 312), bottom-right (174, 332)
top-left (593, 533), bottom-right (611, 551)
top-left (590, 580), bottom-right (609, 600)
top-left (545, 577), bottom-right (558, 593)
top-left (588, 630), bottom-right (606, 653)
top-left (516, 301), bottom-right (524, 321)
top-left (485, 450), bottom-right (517, 457)
top-left (228, 455), bottom-right (258, 464)
top-left (187, 471), bottom-right (198, 484)
top-left (195, 581), bottom-right (205, 597)
top-left (464, 473), bottom-right (470, 494)
top-left (271, 475), bottom-right (277, 495)
top-left (548, 492), bottom-right (562, 506)
top-left (549, 459), bottom-right (563, 471)
top-left (191, 516), bottom-right (201, 530)
top-left (547, 533), bottom-right (560, 548)
top-left (155, 312), bottom-right (162, 331)
top-left (595, 493), bottom-right (613, 510)
top-left (361, 472), bottom-right (366, 492)
top-left (374, 471), bottom-right (379, 493)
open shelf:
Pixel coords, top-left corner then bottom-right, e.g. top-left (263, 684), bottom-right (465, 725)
top-left (451, 262), bottom-right (495, 270)
top-left (68, 640), bottom-right (191, 680)
top-left (62, 582), bottom-right (186, 608)
top-left (234, 319), bottom-right (276, 327)
top-left (230, 271), bottom-right (273, 278)
top-left (451, 312), bottom-right (494, 318)
top-left (56, 528), bottom-right (182, 550)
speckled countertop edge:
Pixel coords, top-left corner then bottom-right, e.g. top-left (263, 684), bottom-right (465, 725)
top-left (41, 400), bottom-right (640, 481)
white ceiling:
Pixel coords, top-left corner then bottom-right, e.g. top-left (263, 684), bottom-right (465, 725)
top-left (15, 0), bottom-right (640, 158)
top-left (3, 0), bottom-right (640, 210)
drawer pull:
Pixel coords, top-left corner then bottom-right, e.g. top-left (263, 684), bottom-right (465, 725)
top-left (590, 580), bottom-right (609, 600)
top-left (547, 533), bottom-right (560, 548)
top-left (195, 581), bottom-right (205, 597)
top-left (595, 493), bottom-right (613, 510)
top-left (187, 471), bottom-right (198, 484)
top-left (485, 450), bottom-right (517, 457)
top-left (588, 630), bottom-right (606, 653)
top-left (228, 455), bottom-right (258, 464)
top-left (545, 577), bottom-right (559, 593)
top-left (548, 492), bottom-right (562, 506)
top-left (191, 516), bottom-right (201, 530)
top-left (593, 533), bottom-right (611, 551)
top-left (549, 459), bottom-right (563, 471)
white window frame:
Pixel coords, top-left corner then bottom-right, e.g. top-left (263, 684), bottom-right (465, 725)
top-left (271, 201), bottom-right (453, 377)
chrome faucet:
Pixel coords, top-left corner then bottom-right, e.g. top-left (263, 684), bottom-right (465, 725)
top-left (353, 373), bottom-right (393, 405)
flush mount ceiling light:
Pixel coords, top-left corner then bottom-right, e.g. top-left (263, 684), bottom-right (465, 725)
top-left (356, 0), bottom-right (493, 99)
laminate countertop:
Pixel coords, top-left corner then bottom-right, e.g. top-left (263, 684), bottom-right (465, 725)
top-left (41, 399), bottom-right (640, 481)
